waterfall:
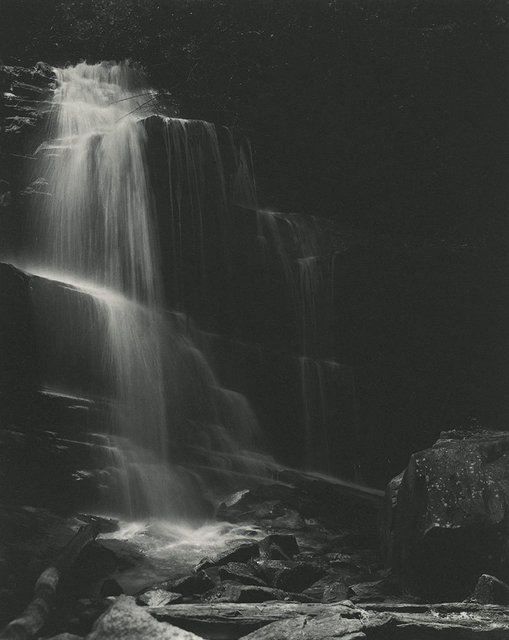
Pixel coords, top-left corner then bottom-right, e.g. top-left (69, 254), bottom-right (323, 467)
top-left (35, 62), bottom-right (160, 301)
top-left (24, 61), bottom-right (266, 520)
top-left (255, 207), bottom-right (360, 475)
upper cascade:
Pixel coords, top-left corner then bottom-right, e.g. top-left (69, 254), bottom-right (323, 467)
top-left (34, 61), bottom-right (161, 303)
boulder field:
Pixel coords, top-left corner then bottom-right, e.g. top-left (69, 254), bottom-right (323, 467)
top-left (3, 431), bottom-right (509, 639)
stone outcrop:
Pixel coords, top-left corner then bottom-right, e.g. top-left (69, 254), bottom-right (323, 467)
top-left (1, 63), bottom-right (56, 259)
top-left (383, 429), bottom-right (509, 600)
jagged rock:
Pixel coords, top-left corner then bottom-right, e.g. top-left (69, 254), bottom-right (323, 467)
top-left (218, 562), bottom-right (266, 586)
top-left (322, 581), bottom-right (350, 604)
top-left (385, 429), bottom-right (509, 600)
top-left (164, 571), bottom-right (215, 596)
top-left (256, 560), bottom-right (293, 586)
top-left (303, 576), bottom-right (349, 603)
top-left (137, 590), bottom-right (183, 607)
top-left (255, 557), bottom-right (325, 594)
top-left (272, 562), bottom-right (325, 593)
top-left (259, 534), bottom-right (299, 559)
top-left (256, 559), bottom-right (286, 585)
top-left (46, 634), bottom-right (83, 640)
top-left (86, 595), bottom-right (204, 639)
top-left (201, 565), bottom-right (222, 586)
top-left (472, 574), bottom-right (509, 605)
top-left (260, 544), bottom-right (290, 561)
top-left (209, 582), bottom-right (286, 603)
top-left (194, 542), bottom-right (260, 571)
top-left (347, 579), bottom-right (390, 603)
top-left (194, 558), bottom-right (214, 572)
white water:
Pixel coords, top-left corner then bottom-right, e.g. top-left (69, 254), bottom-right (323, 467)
top-left (36, 62), bottom-right (160, 301)
top-left (27, 62), bottom-right (173, 517)
top-left (101, 519), bottom-right (263, 593)
top-left (25, 61), bottom-right (267, 520)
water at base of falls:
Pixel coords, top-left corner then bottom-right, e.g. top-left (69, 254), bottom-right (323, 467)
top-left (25, 61), bottom-right (267, 521)
top-left (101, 519), bottom-right (264, 594)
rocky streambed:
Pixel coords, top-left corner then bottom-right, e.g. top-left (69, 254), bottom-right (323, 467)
top-left (2, 429), bottom-right (509, 640)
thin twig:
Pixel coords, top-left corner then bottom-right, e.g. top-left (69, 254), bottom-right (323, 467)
top-left (110, 92), bottom-right (154, 105)
top-left (115, 95), bottom-right (159, 123)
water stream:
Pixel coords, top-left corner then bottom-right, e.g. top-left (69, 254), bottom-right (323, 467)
top-left (24, 61), bottom-right (266, 521)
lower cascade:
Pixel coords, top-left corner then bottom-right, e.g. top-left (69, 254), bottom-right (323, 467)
top-left (22, 61), bottom-right (267, 520)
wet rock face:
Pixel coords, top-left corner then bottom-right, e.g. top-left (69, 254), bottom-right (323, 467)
top-left (0, 263), bottom-right (37, 421)
top-left (1, 64), bottom-right (56, 134)
top-left (385, 429), bottom-right (509, 600)
top-left (162, 572), bottom-right (215, 597)
top-left (472, 574), bottom-right (509, 605)
top-left (1, 63), bottom-right (56, 258)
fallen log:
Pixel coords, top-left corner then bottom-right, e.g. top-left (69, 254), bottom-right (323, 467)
top-left (361, 601), bottom-right (509, 615)
top-left (0, 520), bottom-right (100, 640)
top-left (147, 600), bottom-right (509, 640)
top-left (241, 608), bottom-right (509, 640)
top-left (148, 601), bottom-right (360, 638)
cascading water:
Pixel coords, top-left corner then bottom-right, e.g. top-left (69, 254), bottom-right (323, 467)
top-left (24, 61), bottom-right (267, 520)
top-left (27, 62), bottom-right (175, 518)
top-left (254, 207), bottom-right (360, 474)
top-left (36, 62), bottom-right (160, 300)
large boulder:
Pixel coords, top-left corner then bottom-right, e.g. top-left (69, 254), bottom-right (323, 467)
top-left (384, 429), bottom-right (509, 600)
